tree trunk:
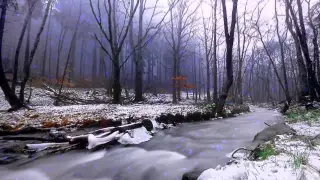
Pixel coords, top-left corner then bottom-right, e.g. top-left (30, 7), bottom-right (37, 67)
top-left (57, 8), bottom-right (81, 102)
top-left (112, 54), bottom-right (121, 104)
top-left (275, 0), bottom-right (291, 104)
top-left (0, 0), bottom-right (22, 109)
top-left (20, 0), bottom-right (52, 103)
top-left (92, 42), bottom-right (97, 83)
top-left (177, 59), bottom-right (181, 101)
top-left (80, 38), bottom-right (85, 81)
top-left (286, 0), bottom-right (320, 98)
top-left (55, 29), bottom-right (67, 84)
top-left (213, 0), bottom-right (218, 104)
top-left (20, 18), bottom-right (32, 103)
top-left (12, 3), bottom-right (35, 92)
top-left (172, 53), bottom-right (177, 104)
top-left (285, 4), bottom-right (308, 102)
top-left (306, 0), bottom-right (320, 84)
top-left (216, 0), bottom-right (238, 116)
top-left (42, 6), bottom-right (52, 77)
top-left (69, 37), bottom-right (77, 83)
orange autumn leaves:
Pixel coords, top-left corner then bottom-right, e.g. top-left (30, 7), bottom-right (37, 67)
top-left (172, 76), bottom-right (195, 90)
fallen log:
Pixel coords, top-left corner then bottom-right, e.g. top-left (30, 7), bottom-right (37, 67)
top-left (70, 119), bottom-right (153, 146)
top-left (0, 125), bottom-right (75, 136)
top-left (26, 142), bottom-right (70, 152)
top-left (2, 136), bottom-right (51, 142)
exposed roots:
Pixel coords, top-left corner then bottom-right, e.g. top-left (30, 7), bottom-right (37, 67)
top-left (231, 147), bottom-right (253, 158)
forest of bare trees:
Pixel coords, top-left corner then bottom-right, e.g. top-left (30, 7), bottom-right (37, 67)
top-left (0, 0), bottom-right (320, 115)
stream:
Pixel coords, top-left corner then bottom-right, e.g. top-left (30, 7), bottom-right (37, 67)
top-left (0, 108), bottom-right (283, 180)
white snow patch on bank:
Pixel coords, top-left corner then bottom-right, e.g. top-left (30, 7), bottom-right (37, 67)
top-left (289, 122), bottom-right (320, 137)
top-left (199, 122), bottom-right (320, 180)
top-left (118, 127), bottom-right (152, 144)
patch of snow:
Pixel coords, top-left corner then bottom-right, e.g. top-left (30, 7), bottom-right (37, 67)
top-left (200, 121), bottom-right (320, 180)
top-left (26, 142), bottom-right (69, 152)
top-left (199, 154), bottom-right (314, 180)
top-left (87, 131), bottom-right (124, 150)
top-left (289, 122), bottom-right (320, 137)
top-left (118, 127), bottom-right (152, 144)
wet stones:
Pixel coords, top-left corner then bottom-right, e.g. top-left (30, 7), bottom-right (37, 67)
top-left (201, 112), bottom-right (212, 121)
top-left (155, 111), bottom-right (216, 125)
top-left (48, 129), bottom-right (68, 142)
top-left (182, 170), bottom-right (204, 180)
top-left (174, 114), bottom-right (185, 124)
top-left (142, 119), bottom-right (153, 131)
top-left (185, 112), bottom-right (203, 122)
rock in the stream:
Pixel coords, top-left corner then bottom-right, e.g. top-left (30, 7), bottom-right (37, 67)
top-left (185, 112), bottom-right (203, 122)
top-left (201, 112), bottom-right (212, 120)
top-left (167, 114), bottom-right (176, 125)
top-left (142, 119), bottom-right (153, 131)
top-left (0, 154), bottom-right (23, 164)
top-left (253, 123), bottom-right (297, 143)
top-left (48, 129), bottom-right (68, 142)
top-left (156, 114), bottom-right (168, 124)
top-left (174, 113), bottom-right (185, 123)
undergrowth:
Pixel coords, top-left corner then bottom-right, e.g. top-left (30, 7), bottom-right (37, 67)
top-left (257, 143), bottom-right (278, 160)
top-left (285, 109), bottom-right (320, 124)
top-left (292, 152), bottom-right (309, 169)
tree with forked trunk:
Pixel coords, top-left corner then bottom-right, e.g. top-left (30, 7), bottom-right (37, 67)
top-left (215, 0), bottom-right (238, 116)
top-left (89, 0), bottom-right (140, 104)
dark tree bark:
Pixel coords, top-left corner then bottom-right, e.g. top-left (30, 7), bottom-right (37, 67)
top-left (0, 0), bottom-right (22, 109)
top-left (89, 0), bottom-right (140, 104)
top-left (42, 5), bottom-right (52, 77)
top-left (216, 0), bottom-right (238, 116)
top-left (275, 0), bottom-right (291, 104)
top-left (20, 0), bottom-right (52, 103)
top-left (286, 0), bottom-right (320, 99)
top-left (57, 5), bottom-right (82, 102)
top-left (12, 0), bottom-right (36, 92)
top-left (20, 18), bottom-right (32, 103)
top-left (134, 0), bottom-right (144, 102)
top-left (55, 28), bottom-right (67, 84)
top-left (212, 0), bottom-right (218, 104)
top-left (80, 38), bottom-right (85, 80)
top-left (306, 0), bottom-right (320, 83)
top-left (92, 42), bottom-right (97, 83)
top-left (285, 1), bottom-right (309, 102)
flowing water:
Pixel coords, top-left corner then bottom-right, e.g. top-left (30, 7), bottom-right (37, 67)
top-left (0, 108), bottom-right (283, 180)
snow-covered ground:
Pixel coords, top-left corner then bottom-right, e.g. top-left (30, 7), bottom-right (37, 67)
top-left (0, 88), bottom-right (205, 128)
top-left (198, 121), bottom-right (320, 180)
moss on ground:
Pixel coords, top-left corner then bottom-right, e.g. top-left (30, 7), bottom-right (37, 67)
top-left (285, 109), bottom-right (320, 124)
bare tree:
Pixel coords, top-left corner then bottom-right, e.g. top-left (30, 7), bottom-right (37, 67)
top-left (0, 0), bottom-right (22, 110)
top-left (284, 0), bottom-right (308, 101)
top-left (41, 4), bottom-right (52, 77)
top-left (56, 1), bottom-right (82, 104)
top-left (164, 0), bottom-right (200, 103)
top-left (215, 0), bottom-right (238, 116)
top-left (234, 0), bottom-right (251, 104)
top-left (89, 0), bottom-right (140, 103)
top-left (19, 0), bottom-right (52, 103)
top-left (285, 0), bottom-right (320, 99)
top-left (275, 0), bottom-right (291, 104)
top-left (11, 0), bottom-right (38, 92)
top-left (306, 0), bottom-right (319, 82)
top-left (212, 0), bottom-right (218, 104)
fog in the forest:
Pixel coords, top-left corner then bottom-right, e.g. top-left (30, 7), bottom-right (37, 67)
top-left (1, 0), bottom-right (320, 106)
